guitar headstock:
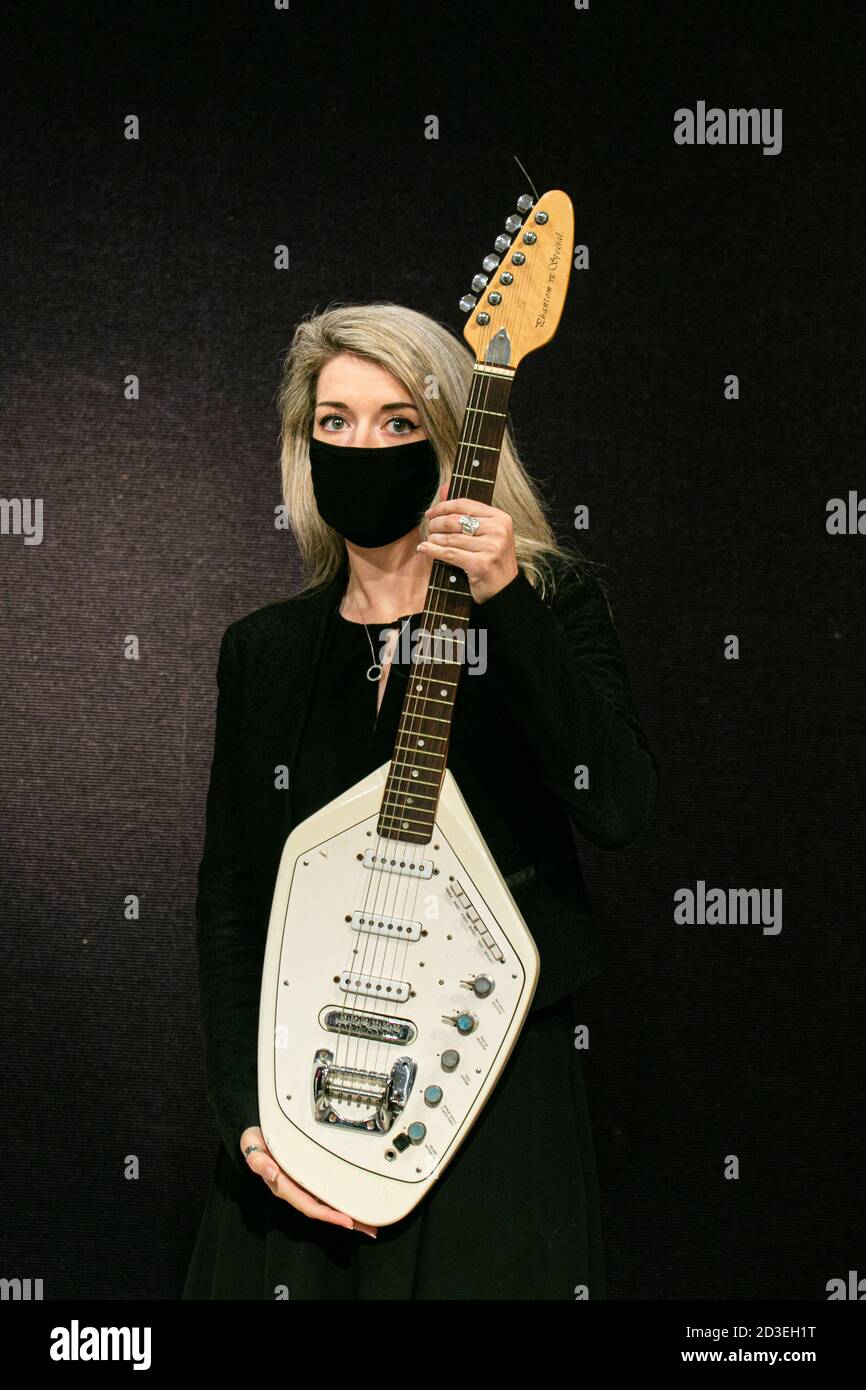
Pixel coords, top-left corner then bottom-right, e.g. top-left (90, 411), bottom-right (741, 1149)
top-left (460, 188), bottom-right (574, 370)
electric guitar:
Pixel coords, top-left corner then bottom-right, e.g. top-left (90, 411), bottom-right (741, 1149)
top-left (258, 188), bottom-right (575, 1226)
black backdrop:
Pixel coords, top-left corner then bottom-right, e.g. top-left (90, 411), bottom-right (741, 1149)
top-left (1, 0), bottom-right (862, 1301)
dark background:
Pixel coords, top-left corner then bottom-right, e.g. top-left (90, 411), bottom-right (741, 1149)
top-left (1, 0), bottom-right (862, 1299)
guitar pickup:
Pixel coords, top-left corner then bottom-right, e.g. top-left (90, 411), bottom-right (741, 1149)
top-left (351, 910), bottom-right (422, 941)
top-left (363, 849), bottom-right (433, 879)
top-left (339, 970), bottom-right (410, 1002)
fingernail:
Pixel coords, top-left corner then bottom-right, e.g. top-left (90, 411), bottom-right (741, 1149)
top-left (268, 1167), bottom-right (278, 1182)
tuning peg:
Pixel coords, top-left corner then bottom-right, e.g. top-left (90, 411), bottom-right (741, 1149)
top-left (505, 213), bottom-right (524, 234)
top-left (481, 252), bottom-right (500, 274)
top-left (494, 233), bottom-right (511, 254)
top-left (470, 273), bottom-right (489, 293)
top-left (516, 193), bottom-right (534, 213)
top-left (458, 292), bottom-right (478, 313)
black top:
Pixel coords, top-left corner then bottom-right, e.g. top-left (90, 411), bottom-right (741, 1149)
top-left (291, 604), bottom-right (426, 827)
top-left (192, 554), bottom-right (659, 1178)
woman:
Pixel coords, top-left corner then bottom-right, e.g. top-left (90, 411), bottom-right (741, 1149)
top-left (182, 301), bottom-right (658, 1300)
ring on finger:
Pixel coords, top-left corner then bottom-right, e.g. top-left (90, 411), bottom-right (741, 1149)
top-left (459, 514), bottom-right (481, 535)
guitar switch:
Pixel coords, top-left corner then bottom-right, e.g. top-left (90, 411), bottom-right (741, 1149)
top-left (391, 1121), bottom-right (428, 1153)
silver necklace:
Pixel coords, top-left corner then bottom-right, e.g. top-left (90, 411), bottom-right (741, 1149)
top-left (360, 614), bottom-right (413, 682)
top-left (339, 592), bottom-right (416, 681)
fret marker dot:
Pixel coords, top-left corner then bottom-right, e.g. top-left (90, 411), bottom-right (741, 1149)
top-left (472, 459), bottom-right (480, 468)
top-left (412, 770), bottom-right (419, 778)
top-left (418, 738), bottom-right (425, 747)
top-left (440, 688), bottom-right (447, 696)
top-left (449, 574), bottom-right (457, 583)
top-left (416, 682), bottom-right (423, 691)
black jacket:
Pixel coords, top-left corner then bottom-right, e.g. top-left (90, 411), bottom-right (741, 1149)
top-left (194, 552), bottom-right (659, 1174)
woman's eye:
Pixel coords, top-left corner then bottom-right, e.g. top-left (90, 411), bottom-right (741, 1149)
top-left (317, 413), bottom-right (419, 434)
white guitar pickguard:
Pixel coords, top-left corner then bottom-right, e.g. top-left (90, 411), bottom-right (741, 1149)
top-left (258, 761), bottom-right (539, 1227)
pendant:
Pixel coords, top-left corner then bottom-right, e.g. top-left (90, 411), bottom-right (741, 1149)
top-left (366, 664), bottom-right (382, 682)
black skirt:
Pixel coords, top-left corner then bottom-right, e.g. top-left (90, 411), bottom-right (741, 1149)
top-left (182, 992), bottom-right (606, 1300)
top-left (183, 600), bottom-right (607, 1298)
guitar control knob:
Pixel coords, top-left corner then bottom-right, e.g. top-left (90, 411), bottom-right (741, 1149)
top-left (441, 1049), bottom-right (460, 1072)
top-left (458, 292), bottom-right (477, 314)
top-left (407, 1122), bottom-right (427, 1145)
top-left (472, 974), bottom-right (495, 998)
top-left (516, 193), bottom-right (534, 212)
top-left (424, 1084), bottom-right (443, 1106)
top-left (455, 1012), bottom-right (477, 1035)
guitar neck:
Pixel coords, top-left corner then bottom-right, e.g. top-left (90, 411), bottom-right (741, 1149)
top-left (376, 364), bottom-right (515, 844)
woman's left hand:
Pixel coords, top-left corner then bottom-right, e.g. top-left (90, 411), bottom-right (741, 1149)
top-left (417, 484), bottom-right (519, 605)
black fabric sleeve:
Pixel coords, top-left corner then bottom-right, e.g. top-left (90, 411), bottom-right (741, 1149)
top-left (194, 622), bottom-right (263, 1176)
top-left (476, 559), bottom-right (659, 849)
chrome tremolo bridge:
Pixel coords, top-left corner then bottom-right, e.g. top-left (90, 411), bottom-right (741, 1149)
top-left (313, 1050), bottom-right (417, 1133)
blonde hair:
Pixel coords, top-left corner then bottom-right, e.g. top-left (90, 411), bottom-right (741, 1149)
top-left (275, 300), bottom-right (585, 599)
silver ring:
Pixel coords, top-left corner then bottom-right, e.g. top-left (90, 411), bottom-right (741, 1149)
top-left (459, 514), bottom-right (480, 535)
top-left (243, 1143), bottom-right (265, 1158)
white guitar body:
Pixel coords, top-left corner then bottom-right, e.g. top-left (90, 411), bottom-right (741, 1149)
top-left (258, 761), bottom-right (540, 1227)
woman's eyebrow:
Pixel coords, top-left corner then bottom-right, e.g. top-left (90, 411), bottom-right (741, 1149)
top-left (315, 400), bottom-right (419, 411)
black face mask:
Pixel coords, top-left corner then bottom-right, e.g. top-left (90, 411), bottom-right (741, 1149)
top-left (308, 435), bottom-right (441, 548)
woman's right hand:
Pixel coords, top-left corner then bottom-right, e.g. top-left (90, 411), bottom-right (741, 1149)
top-left (240, 1126), bottom-right (378, 1238)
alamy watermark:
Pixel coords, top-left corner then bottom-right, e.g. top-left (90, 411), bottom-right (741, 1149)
top-left (375, 623), bottom-right (487, 675)
top-left (1, 497), bottom-right (43, 544)
top-left (674, 102), bottom-right (782, 156)
top-left (674, 880), bottom-right (782, 935)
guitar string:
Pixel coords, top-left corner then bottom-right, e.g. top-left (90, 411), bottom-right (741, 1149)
top-left (336, 386), bottom-right (479, 1080)
top-left (342, 359), bottom-right (502, 1084)
top-left (361, 271), bottom-right (528, 1056)
top-left (356, 325), bottom-right (517, 1087)
top-left (333, 366), bottom-right (488, 1080)
top-left (333, 223), bottom-right (531, 1091)
top-left (344, 242), bottom-right (529, 1085)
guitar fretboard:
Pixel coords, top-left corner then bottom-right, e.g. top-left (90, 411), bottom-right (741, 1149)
top-left (376, 364), bottom-right (515, 844)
